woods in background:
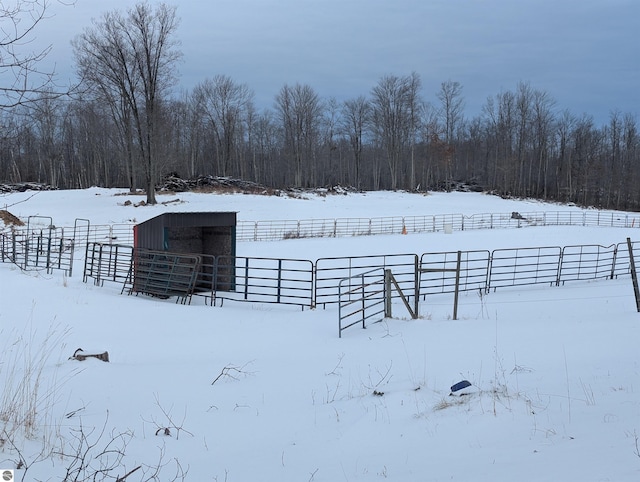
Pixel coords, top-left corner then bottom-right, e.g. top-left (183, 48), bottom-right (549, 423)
top-left (0, 2), bottom-right (638, 210)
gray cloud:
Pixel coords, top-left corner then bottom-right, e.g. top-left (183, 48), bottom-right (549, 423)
top-left (32, 0), bottom-right (640, 124)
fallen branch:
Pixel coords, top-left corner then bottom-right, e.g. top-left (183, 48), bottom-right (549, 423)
top-left (69, 348), bottom-right (110, 362)
top-left (211, 361), bottom-right (255, 385)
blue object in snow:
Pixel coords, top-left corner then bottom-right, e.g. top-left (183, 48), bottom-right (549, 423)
top-left (450, 380), bottom-right (472, 394)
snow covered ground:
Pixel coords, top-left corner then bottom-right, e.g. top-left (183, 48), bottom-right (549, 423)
top-left (1, 188), bottom-right (640, 481)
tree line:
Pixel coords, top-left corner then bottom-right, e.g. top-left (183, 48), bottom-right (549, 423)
top-left (0, 2), bottom-right (638, 211)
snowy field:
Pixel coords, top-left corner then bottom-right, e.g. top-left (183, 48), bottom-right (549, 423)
top-left (2, 188), bottom-right (640, 481)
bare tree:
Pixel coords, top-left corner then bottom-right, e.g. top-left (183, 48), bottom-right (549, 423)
top-left (555, 109), bottom-right (576, 201)
top-left (514, 81), bottom-right (533, 194)
top-left (405, 72), bottom-right (422, 190)
top-left (341, 96), bottom-right (370, 190)
top-left (275, 83), bottom-right (323, 187)
top-left (65, 99), bottom-right (119, 188)
top-left (248, 108), bottom-right (279, 185)
top-left (436, 80), bottom-right (464, 145)
top-left (621, 113), bottom-right (639, 209)
top-left (483, 89), bottom-right (516, 192)
top-left (29, 93), bottom-right (65, 186)
top-left (530, 88), bottom-right (556, 197)
top-left (0, 0), bottom-right (75, 109)
top-left (193, 75), bottom-right (254, 177)
top-left (435, 80), bottom-right (464, 188)
top-left (370, 73), bottom-right (422, 190)
top-left (73, 2), bottom-right (181, 204)
top-left (418, 100), bottom-right (439, 188)
top-left (571, 113), bottom-right (600, 206)
top-left (318, 97), bottom-right (344, 186)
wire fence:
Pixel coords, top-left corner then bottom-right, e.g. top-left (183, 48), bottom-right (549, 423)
top-left (235, 210), bottom-right (640, 241)
top-left (19, 208), bottom-right (635, 247)
top-left (5, 209), bottom-right (640, 256)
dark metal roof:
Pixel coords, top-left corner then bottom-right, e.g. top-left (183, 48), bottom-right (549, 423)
top-left (134, 212), bottom-right (237, 251)
top-left (136, 211), bottom-right (237, 228)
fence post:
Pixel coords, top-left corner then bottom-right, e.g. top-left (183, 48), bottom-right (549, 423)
top-left (385, 269), bottom-right (392, 318)
top-left (361, 273), bottom-right (366, 328)
top-left (414, 255), bottom-right (420, 317)
top-left (46, 227), bottom-right (53, 272)
top-left (627, 238), bottom-right (640, 313)
top-left (24, 232), bottom-right (30, 268)
top-left (277, 259), bottom-right (283, 303)
top-left (97, 243), bottom-right (104, 285)
top-left (453, 251), bottom-right (462, 320)
top-left (610, 245), bottom-right (618, 280)
top-left (243, 258), bottom-right (250, 300)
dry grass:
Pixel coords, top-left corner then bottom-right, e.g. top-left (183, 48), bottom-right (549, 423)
top-left (0, 210), bottom-right (24, 227)
top-left (433, 396), bottom-right (470, 411)
top-left (0, 319), bottom-right (74, 443)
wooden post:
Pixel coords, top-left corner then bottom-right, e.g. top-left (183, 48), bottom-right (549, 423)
top-left (627, 238), bottom-right (640, 313)
top-left (386, 269), bottom-right (417, 319)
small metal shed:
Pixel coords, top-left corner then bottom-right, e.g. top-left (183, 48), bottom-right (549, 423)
top-left (133, 212), bottom-right (236, 256)
top-left (133, 212), bottom-right (237, 295)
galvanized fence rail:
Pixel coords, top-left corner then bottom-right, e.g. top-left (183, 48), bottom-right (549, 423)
top-left (209, 256), bottom-right (314, 308)
top-left (4, 208), bottom-right (640, 276)
top-left (6, 207), bottom-right (640, 311)
top-left (236, 210), bottom-right (640, 241)
top-left (84, 223), bottom-right (135, 246)
top-left (419, 250), bottom-right (490, 297)
top-left (315, 254), bottom-right (418, 308)
top-left (67, 210), bottom-right (640, 244)
top-left (338, 268), bottom-right (386, 338)
top-left (1, 225), bottom-right (75, 275)
top-left (558, 244), bottom-right (618, 284)
top-left (77, 239), bottom-right (640, 309)
top-left (612, 242), bottom-right (638, 278)
top-left (84, 242), bottom-right (134, 285)
top-left (463, 211), bottom-right (640, 231)
top-left (488, 246), bottom-right (562, 290)
top-left (416, 240), bottom-right (640, 296)
top-left (236, 214), bottom-right (466, 241)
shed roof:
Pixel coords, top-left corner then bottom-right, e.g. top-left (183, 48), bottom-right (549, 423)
top-left (136, 211), bottom-right (237, 228)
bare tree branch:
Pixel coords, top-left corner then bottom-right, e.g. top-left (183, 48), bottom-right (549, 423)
top-left (0, 0), bottom-right (76, 109)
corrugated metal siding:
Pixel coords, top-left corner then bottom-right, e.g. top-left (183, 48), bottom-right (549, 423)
top-left (135, 215), bottom-right (165, 250)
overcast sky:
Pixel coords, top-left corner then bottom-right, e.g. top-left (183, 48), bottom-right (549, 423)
top-left (37, 0), bottom-right (640, 125)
